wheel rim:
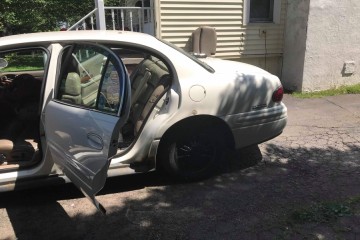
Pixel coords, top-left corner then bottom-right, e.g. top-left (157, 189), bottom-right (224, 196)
top-left (173, 134), bottom-right (217, 174)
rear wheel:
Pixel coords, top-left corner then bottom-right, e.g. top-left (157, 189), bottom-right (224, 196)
top-left (159, 129), bottom-right (225, 181)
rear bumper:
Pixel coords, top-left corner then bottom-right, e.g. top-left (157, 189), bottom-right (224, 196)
top-left (222, 103), bottom-right (287, 148)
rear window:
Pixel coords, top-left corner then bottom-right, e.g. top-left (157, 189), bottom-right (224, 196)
top-left (159, 39), bottom-right (215, 73)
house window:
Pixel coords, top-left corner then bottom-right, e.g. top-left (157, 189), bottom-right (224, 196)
top-left (250, 0), bottom-right (274, 22)
top-left (243, 0), bottom-right (281, 25)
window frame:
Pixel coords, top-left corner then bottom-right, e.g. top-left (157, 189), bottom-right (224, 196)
top-left (55, 43), bottom-right (127, 116)
top-left (0, 47), bottom-right (48, 73)
top-left (243, 0), bottom-right (281, 25)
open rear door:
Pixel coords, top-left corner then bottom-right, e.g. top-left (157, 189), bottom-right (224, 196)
top-left (44, 43), bottom-right (130, 213)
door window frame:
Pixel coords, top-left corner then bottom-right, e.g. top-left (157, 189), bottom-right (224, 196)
top-left (54, 43), bottom-right (128, 117)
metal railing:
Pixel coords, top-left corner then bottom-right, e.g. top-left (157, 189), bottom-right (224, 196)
top-left (67, 6), bottom-right (153, 33)
top-left (67, 9), bottom-right (98, 31)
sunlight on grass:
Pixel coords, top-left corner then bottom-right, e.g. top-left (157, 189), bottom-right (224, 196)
top-left (292, 84), bottom-right (360, 98)
top-left (1, 66), bottom-right (43, 72)
top-left (0, 55), bottom-right (44, 72)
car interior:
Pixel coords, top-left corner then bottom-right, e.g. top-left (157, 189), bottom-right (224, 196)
top-left (0, 45), bottom-right (172, 172)
top-left (120, 51), bottom-right (172, 147)
top-left (0, 70), bottom-right (43, 171)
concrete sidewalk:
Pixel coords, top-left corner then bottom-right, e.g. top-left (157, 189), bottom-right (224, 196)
top-left (283, 94), bottom-right (360, 128)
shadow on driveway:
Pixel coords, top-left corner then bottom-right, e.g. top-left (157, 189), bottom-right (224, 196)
top-left (0, 142), bottom-right (359, 239)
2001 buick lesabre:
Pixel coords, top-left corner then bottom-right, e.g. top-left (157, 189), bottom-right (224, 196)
top-left (0, 31), bottom-right (287, 212)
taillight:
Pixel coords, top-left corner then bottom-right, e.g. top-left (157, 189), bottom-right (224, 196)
top-left (272, 86), bottom-right (284, 102)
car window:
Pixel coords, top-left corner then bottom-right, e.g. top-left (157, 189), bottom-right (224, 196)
top-left (75, 49), bottom-right (99, 63)
top-left (112, 48), bottom-right (147, 75)
top-left (159, 39), bottom-right (215, 73)
top-left (0, 49), bottom-right (45, 73)
top-left (56, 44), bottom-right (125, 114)
top-left (97, 45), bottom-right (173, 141)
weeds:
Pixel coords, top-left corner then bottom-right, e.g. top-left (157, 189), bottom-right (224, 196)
top-left (291, 203), bottom-right (351, 223)
top-left (289, 197), bottom-right (360, 224)
top-left (292, 84), bottom-right (360, 98)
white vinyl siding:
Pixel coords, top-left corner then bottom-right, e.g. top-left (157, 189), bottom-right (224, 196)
top-left (157, 0), bottom-right (286, 60)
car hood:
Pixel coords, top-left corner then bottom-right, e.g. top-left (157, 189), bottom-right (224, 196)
top-left (202, 57), bottom-right (270, 75)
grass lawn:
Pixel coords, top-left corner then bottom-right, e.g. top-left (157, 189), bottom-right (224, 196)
top-left (292, 84), bottom-right (360, 98)
top-left (0, 55), bottom-right (44, 72)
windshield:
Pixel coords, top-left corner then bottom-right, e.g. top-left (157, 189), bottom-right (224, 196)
top-left (160, 39), bottom-right (215, 73)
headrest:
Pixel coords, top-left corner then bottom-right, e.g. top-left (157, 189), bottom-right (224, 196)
top-left (64, 72), bottom-right (81, 96)
top-left (192, 26), bottom-right (217, 56)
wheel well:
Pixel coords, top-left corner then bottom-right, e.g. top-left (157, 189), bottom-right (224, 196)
top-left (157, 115), bottom-right (235, 163)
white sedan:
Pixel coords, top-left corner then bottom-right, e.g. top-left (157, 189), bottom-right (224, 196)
top-left (0, 31), bottom-right (287, 212)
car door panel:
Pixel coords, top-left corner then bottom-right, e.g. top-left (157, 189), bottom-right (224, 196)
top-left (44, 43), bottom-right (129, 213)
top-left (45, 101), bottom-right (121, 211)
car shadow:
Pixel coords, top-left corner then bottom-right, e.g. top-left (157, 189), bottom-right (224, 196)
top-left (0, 145), bottom-right (259, 206)
top-left (1, 142), bottom-right (359, 239)
top-left (0, 147), bottom-right (261, 239)
top-left (0, 172), bottom-right (173, 240)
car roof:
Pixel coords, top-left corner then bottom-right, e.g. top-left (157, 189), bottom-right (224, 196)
top-left (0, 30), bottom-right (159, 48)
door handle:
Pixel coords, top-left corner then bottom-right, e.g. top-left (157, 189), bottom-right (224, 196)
top-left (87, 133), bottom-right (104, 150)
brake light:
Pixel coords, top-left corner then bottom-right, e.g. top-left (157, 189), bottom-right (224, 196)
top-left (272, 86), bottom-right (284, 102)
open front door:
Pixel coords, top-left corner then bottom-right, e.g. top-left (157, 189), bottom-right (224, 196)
top-left (44, 43), bottom-right (130, 213)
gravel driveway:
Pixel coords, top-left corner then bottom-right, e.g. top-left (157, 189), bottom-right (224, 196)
top-left (1, 94), bottom-right (360, 240)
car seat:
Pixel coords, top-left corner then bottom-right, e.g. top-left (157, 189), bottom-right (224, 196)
top-left (192, 26), bottom-right (217, 56)
top-left (61, 72), bottom-right (82, 105)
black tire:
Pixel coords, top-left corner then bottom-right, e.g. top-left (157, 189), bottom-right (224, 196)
top-left (159, 128), bottom-right (225, 181)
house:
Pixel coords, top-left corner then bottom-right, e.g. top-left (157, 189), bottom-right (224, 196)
top-left (155, 0), bottom-right (286, 79)
top-left (72, 0), bottom-right (359, 92)
top-left (71, 0), bottom-right (286, 81)
top-left (282, 0), bottom-right (360, 92)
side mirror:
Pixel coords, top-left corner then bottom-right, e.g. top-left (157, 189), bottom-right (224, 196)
top-left (0, 58), bottom-right (8, 69)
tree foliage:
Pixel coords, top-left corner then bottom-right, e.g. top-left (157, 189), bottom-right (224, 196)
top-left (0, 0), bottom-right (124, 36)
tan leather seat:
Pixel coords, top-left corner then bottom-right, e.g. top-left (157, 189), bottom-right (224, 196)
top-left (61, 72), bottom-right (82, 104)
top-left (192, 26), bottom-right (217, 56)
top-left (121, 56), bottom-right (171, 139)
top-left (0, 139), bottom-right (36, 163)
top-left (130, 58), bottom-right (169, 126)
top-left (134, 75), bottom-right (171, 134)
top-left (0, 140), bottom-right (13, 162)
top-left (130, 58), bottom-right (153, 105)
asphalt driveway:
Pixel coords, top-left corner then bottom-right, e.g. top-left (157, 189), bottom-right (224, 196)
top-left (0, 94), bottom-right (360, 240)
